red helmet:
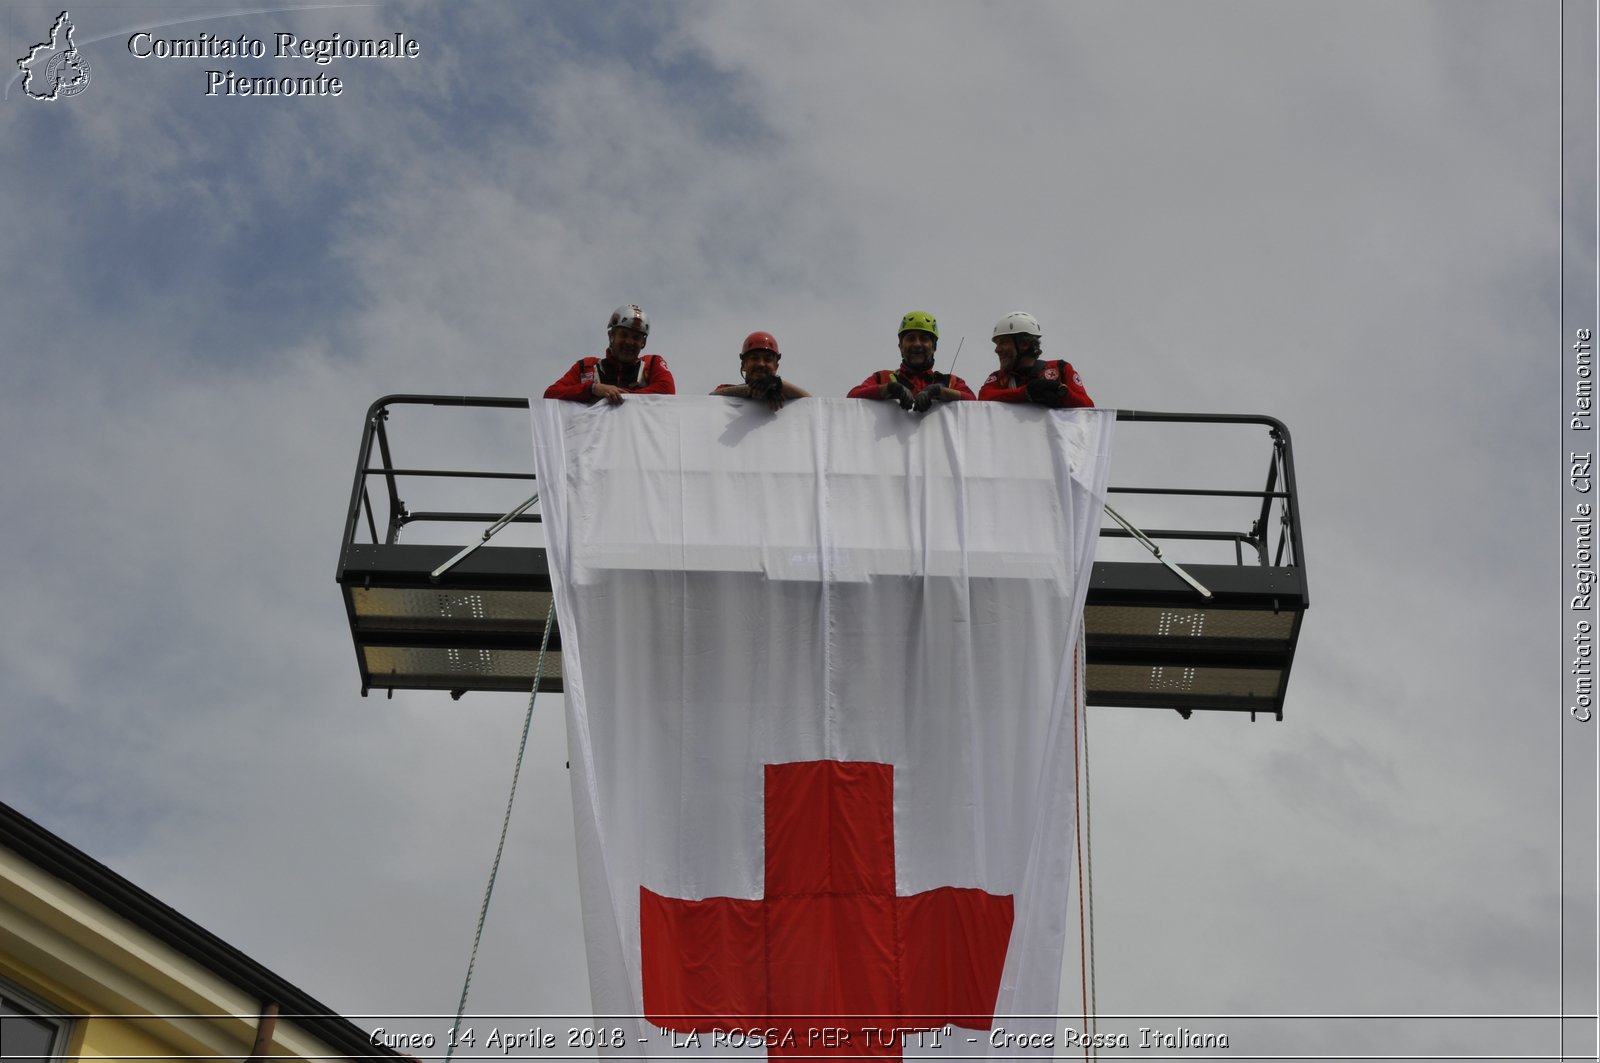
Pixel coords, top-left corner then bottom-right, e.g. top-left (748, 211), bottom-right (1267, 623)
top-left (741, 331), bottom-right (780, 358)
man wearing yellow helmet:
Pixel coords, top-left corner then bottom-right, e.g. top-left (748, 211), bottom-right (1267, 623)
top-left (847, 311), bottom-right (975, 411)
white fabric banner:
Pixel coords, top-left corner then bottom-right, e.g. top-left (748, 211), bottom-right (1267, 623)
top-left (531, 397), bottom-right (1114, 1059)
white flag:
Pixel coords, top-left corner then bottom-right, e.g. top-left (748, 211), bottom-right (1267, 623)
top-left (531, 397), bottom-right (1113, 1059)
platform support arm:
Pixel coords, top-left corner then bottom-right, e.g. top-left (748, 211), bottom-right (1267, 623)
top-left (430, 492), bottom-right (542, 583)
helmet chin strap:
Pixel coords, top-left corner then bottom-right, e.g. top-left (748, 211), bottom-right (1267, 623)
top-left (1014, 336), bottom-right (1040, 378)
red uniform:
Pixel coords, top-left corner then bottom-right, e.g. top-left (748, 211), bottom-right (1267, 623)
top-left (978, 359), bottom-right (1092, 408)
top-left (545, 354), bottom-right (676, 403)
top-left (846, 367), bottom-right (976, 401)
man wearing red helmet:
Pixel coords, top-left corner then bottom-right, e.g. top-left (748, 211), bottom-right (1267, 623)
top-left (978, 311), bottom-right (1093, 408)
top-left (545, 304), bottom-right (676, 404)
top-left (847, 311), bottom-right (975, 411)
top-left (712, 331), bottom-right (811, 411)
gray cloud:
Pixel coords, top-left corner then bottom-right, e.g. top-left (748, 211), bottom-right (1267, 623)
top-left (0, 0), bottom-right (1580, 1055)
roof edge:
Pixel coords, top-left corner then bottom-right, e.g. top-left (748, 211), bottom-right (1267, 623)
top-left (0, 800), bottom-right (402, 1060)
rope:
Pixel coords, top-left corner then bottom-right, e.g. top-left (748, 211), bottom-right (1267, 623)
top-left (1081, 633), bottom-right (1099, 1053)
top-left (1072, 633), bottom-right (1090, 1062)
top-left (445, 598), bottom-right (558, 1063)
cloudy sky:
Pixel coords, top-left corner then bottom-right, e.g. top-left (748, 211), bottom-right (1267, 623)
top-left (1, 1), bottom-right (1592, 1059)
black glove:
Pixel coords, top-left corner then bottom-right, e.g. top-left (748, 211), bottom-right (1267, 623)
top-left (748, 374), bottom-right (781, 400)
top-left (912, 386), bottom-right (942, 413)
top-left (1025, 376), bottom-right (1067, 405)
top-left (885, 380), bottom-right (915, 410)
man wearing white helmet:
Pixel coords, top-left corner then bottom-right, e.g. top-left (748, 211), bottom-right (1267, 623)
top-left (978, 311), bottom-right (1093, 408)
top-left (545, 304), bottom-right (676, 404)
top-left (711, 331), bottom-right (812, 411)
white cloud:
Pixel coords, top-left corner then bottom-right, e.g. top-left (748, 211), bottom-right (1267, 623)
top-left (0, 0), bottom-right (1579, 1053)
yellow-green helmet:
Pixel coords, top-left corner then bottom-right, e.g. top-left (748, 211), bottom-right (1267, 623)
top-left (898, 311), bottom-right (939, 339)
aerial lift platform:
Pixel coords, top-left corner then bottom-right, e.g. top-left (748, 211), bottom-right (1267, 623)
top-left (336, 396), bottom-right (1307, 720)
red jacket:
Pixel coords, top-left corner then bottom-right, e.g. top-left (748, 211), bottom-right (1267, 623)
top-left (544, 354), bottom-right (676, 403)
top-left (978, 360), bottom-right (1092, 408)
top-left (846, 367), bottom-right (976, 401)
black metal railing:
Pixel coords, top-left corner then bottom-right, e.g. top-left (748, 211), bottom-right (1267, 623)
top-left (1103, 410), bottom-right (1305, 586)
top-left (339, 397), bottom-right (1304, 598)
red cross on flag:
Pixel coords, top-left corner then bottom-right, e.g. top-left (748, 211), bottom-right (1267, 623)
top-left (531, 398), bottom-right (1114, 1058)
top-left (642, 759), bottom-right (1015, 1059)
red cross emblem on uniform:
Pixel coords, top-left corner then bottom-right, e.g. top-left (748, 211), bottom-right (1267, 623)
top-left (641, 760), bottom-right (1014, 1059)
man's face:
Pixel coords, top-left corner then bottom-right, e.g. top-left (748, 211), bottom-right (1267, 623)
top-left (993, 334), bottom-right (1019, 374)
top-left (993, 333), bottom-right (1036, 376)
top-left (608, 326), bottom-right (646, 364)
top-left (741, 348), bottom-right (780, 382)
top-left (898, 330), bottom-right (936, 371)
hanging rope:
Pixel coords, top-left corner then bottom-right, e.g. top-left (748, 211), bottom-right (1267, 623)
top-left (1080, 633), bottom-right (1099, 1055)
top-left (445, 598), bottom-right (558, 1063)
top-left (1072, 633), bottom-right (1090, 1062)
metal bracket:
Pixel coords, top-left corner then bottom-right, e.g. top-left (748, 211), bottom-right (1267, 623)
top-left (1102, 503), bottom-right (1213, 600)
top-left (430, 492), bottom-right (540, 583)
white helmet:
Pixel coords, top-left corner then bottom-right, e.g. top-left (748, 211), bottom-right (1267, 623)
top-left (992, 311), bottom-right (1041, 339)
top-left (607, 303), bottom-right (650, 337)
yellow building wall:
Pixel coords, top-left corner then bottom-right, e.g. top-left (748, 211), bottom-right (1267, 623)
top-left (74, 1015), bottom-right (195, 1062)
top-left (2, 952), bottom-right (244, 1061)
